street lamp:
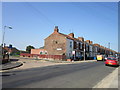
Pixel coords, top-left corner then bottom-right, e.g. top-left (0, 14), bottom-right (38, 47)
top-left (84, 41), bottom-right (86, 61)
top-left (2, 26), bottom-right (12, 54)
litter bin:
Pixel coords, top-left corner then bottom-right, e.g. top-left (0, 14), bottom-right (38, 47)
top-left (94, 57), bottom-right (96, 60)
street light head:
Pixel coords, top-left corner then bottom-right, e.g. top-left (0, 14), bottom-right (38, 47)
top-left (8, 26), bottom-right (12, 29)
top-left (4, 26), bottom-right (12, 29)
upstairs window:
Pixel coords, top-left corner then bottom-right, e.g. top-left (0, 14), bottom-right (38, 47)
top-left (81, 43), bottom-right (83, 49)
top-left (78, 43), bottom-right (81, 50)
top-left (53, 40), bottom-right (58, 44)
top-left (73, 41), bottom-right (77, 49)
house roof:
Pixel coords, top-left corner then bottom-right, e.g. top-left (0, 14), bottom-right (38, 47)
top-left (45, 26), bottom-right (118, 53)
top-left (59, 33), bottom-right (95, 46)
top-left (59, 32), bottom-right (83, 42)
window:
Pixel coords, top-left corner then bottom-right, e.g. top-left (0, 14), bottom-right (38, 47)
top-left (55, 41), bottom-right (58, 44)
top-left (70, 42), bottom-right (72, 48)
top-left (45, 52), bottom-right (47, 54)
top-left (78, 43), bottom-right (80, 50)
top-left (80, 43), bottom-right (83, 49)
top-left (86, 44), bottom-right (89, 51)
top-left (74, 41), bottom-right (77, 49)
top-left (40, 52), bottom-right (42, 54)
top-left (53, 40), bottom-right (58, 44)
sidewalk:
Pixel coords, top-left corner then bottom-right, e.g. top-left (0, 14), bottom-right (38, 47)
top-left (0, 61), bottom-right (23, 70)
top-left (93, 67), bottom-right (118, 88)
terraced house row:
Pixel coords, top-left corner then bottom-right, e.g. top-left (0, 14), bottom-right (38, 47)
top-left (21, 26), bottom-right (118, 60)
top-left (44, 26), bottom-right (118, 59)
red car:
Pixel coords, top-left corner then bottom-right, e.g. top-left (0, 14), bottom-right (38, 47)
top-left (105, 57), bottom-right (119, 66)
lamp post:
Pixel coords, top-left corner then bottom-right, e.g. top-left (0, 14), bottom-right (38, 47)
top-left (84, 41), bottom-right (86, 61)
top-left (2, 26), bottom-right (12, 55)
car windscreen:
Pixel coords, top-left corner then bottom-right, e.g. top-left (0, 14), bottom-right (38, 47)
top-left (107, 58), bottom-right (116, 60)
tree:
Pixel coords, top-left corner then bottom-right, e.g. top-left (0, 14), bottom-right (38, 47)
top-left (26, 45), bottom-right (35, 53)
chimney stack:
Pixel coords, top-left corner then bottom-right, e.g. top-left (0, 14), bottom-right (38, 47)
top-left (54, 26), bottom-right (59, 33)
top-left (90, 41), bottom-right (93, 44)
top-left (86, 40), bottom-right (90, 43)
top-left (68, 33), bottom-right (74, 38)
top-left (78, 37), bottom-right (84, 42)
top-left (94, 43), bottom-right (100, 47)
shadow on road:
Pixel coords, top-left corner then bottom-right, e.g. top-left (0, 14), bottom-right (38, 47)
top-left (105, 65), bottom-right (119, 68)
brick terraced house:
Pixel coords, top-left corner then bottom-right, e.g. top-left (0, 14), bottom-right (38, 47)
top-left (45, 26), bottom-right (93, 59)
top-left (44, 26), bottom-right (75, 59)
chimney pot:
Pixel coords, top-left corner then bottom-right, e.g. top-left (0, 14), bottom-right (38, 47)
top-left (90, 41), bottom-right (93, 44)
top-left (68, 33), bottom-right (74, 38)
top-left (54, 26), bottom-right (59, 33)
top-left (86, 40), bottom-right (90, 43)
top-left (78, 37), bottom-right (84, 42)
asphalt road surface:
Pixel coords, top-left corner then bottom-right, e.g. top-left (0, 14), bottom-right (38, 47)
top-left (2, 61), bottom-right (116, 88)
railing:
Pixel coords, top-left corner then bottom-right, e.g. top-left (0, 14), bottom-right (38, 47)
top-left (20, 53), bottom-right (66, 60)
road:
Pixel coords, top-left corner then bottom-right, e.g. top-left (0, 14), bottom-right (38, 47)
top-left (2, 61), bottom-right (116, 88)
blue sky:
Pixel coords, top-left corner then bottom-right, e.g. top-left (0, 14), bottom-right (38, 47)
top-left (2, 2), bottom-right (118, 51)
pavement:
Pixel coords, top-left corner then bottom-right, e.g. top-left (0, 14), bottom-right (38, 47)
top-left (93, 67), bottom-right (118, 88)
top-left (0, 61), bottom-right (23, 70)
top-left (0, 57), bottom-right (119, 88)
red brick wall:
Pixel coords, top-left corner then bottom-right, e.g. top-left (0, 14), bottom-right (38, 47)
top-left (20, 53), bottom-right (66, 60)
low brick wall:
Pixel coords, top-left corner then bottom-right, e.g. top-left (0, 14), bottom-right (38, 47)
top-left (20, 53), bottom-right (66, 61)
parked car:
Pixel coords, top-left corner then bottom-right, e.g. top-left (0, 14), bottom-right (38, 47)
top-left (96, 55), bottom-right (104, 61)
top-left (105, 57), bottom-right (119, 66)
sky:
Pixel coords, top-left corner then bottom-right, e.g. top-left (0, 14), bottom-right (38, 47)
top-left (1, 2), bottom-right (118, 52)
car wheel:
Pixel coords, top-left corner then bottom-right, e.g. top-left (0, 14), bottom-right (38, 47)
top-left (105, 64), bottom-right (108, 66)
